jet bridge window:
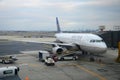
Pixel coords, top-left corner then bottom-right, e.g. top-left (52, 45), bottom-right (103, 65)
top-left (90, 40), bottom-right (103, 43)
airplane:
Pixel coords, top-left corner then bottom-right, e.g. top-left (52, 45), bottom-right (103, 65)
top-left (50, 17), bottom-right (107, 55)
top-left (10, 17), bottom-right (107, 57)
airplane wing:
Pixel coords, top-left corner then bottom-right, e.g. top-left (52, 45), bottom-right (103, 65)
top-left (39, 42), bottom-right (74, 47)
top-left (40, 42), bottom-right (80, 54)
top-left (38, 42), bottom-right (77, 50)
top-left (5, 36), bottom-right (76, 48)
top-left (6, 37), bottom-right (79, 54)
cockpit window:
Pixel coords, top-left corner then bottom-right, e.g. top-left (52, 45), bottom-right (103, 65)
top-left (90, 40), bottom-right (104, 43)
top-left (90, 40), bottom-right (95, 42)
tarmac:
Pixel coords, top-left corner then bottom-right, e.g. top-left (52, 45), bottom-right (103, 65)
top-left (0, 36), bottom-right (120, 80)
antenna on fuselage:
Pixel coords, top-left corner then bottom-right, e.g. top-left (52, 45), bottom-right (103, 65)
top-left (56, 17), bottom-right (62, 33)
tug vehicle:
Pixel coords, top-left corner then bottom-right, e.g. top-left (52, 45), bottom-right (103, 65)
top-left (44, 57), bottom-right (55, 66)
top-left (0, 56), bottom-right (17, 64)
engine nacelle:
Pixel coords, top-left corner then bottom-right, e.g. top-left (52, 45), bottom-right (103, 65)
top-left (52, 46), bottom-right (64, 55)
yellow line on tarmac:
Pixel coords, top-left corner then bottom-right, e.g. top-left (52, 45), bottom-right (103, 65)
top-left (28, 63), bottom-right (41, 67)
top-left (29, 64), bottom-right (38, 67)
top-left (73, 64), bottom-right (107, 80)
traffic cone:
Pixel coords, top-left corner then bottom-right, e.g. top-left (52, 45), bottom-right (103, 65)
top-left (25, 76), bottom-right (29, 80)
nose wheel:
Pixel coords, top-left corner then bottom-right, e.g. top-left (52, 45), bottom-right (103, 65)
top-left (89, 53), bottom-right (95, 62)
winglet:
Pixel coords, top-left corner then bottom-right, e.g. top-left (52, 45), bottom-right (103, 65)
top-left (56, 17), bottom-right (62, 33)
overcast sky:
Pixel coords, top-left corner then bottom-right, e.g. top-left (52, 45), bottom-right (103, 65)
top-left (0, 0), bottom-right (120, 31)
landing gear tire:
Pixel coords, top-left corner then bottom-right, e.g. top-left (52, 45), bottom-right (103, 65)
top-left (90, 57), bottom-right (95, 62)
top-left (2, 60), bottom-right (5, 64)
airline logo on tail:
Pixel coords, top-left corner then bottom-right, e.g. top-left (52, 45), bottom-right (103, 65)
top-left (56, 17), bottom-right (62, 33)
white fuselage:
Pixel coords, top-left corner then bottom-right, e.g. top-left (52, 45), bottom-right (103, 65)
top-left (55, 33), bottom-right (107, 54)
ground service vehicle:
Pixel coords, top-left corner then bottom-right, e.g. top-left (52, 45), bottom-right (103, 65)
top-left (39, 51), bottom-right (50, 62)
top-left (0, 66), bottom-right (19, 77)
top-left (0, 56), bottom-right (17, 64)
top-left (58, 54), bottom-right (78, 61)
top-left (45, 57), bottom-right (55, 66)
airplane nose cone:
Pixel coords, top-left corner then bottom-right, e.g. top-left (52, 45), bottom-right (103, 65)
top-left (99, 47), bottom-right (107, 53)
top-left (98, 44), bottom-right (107, 53)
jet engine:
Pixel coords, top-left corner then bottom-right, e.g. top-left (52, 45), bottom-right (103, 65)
top-left (52, 46), bottom-right (64, 55)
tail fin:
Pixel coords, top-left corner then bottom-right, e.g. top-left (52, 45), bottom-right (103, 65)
top-left (56, 17), bottom-right (62, 33)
